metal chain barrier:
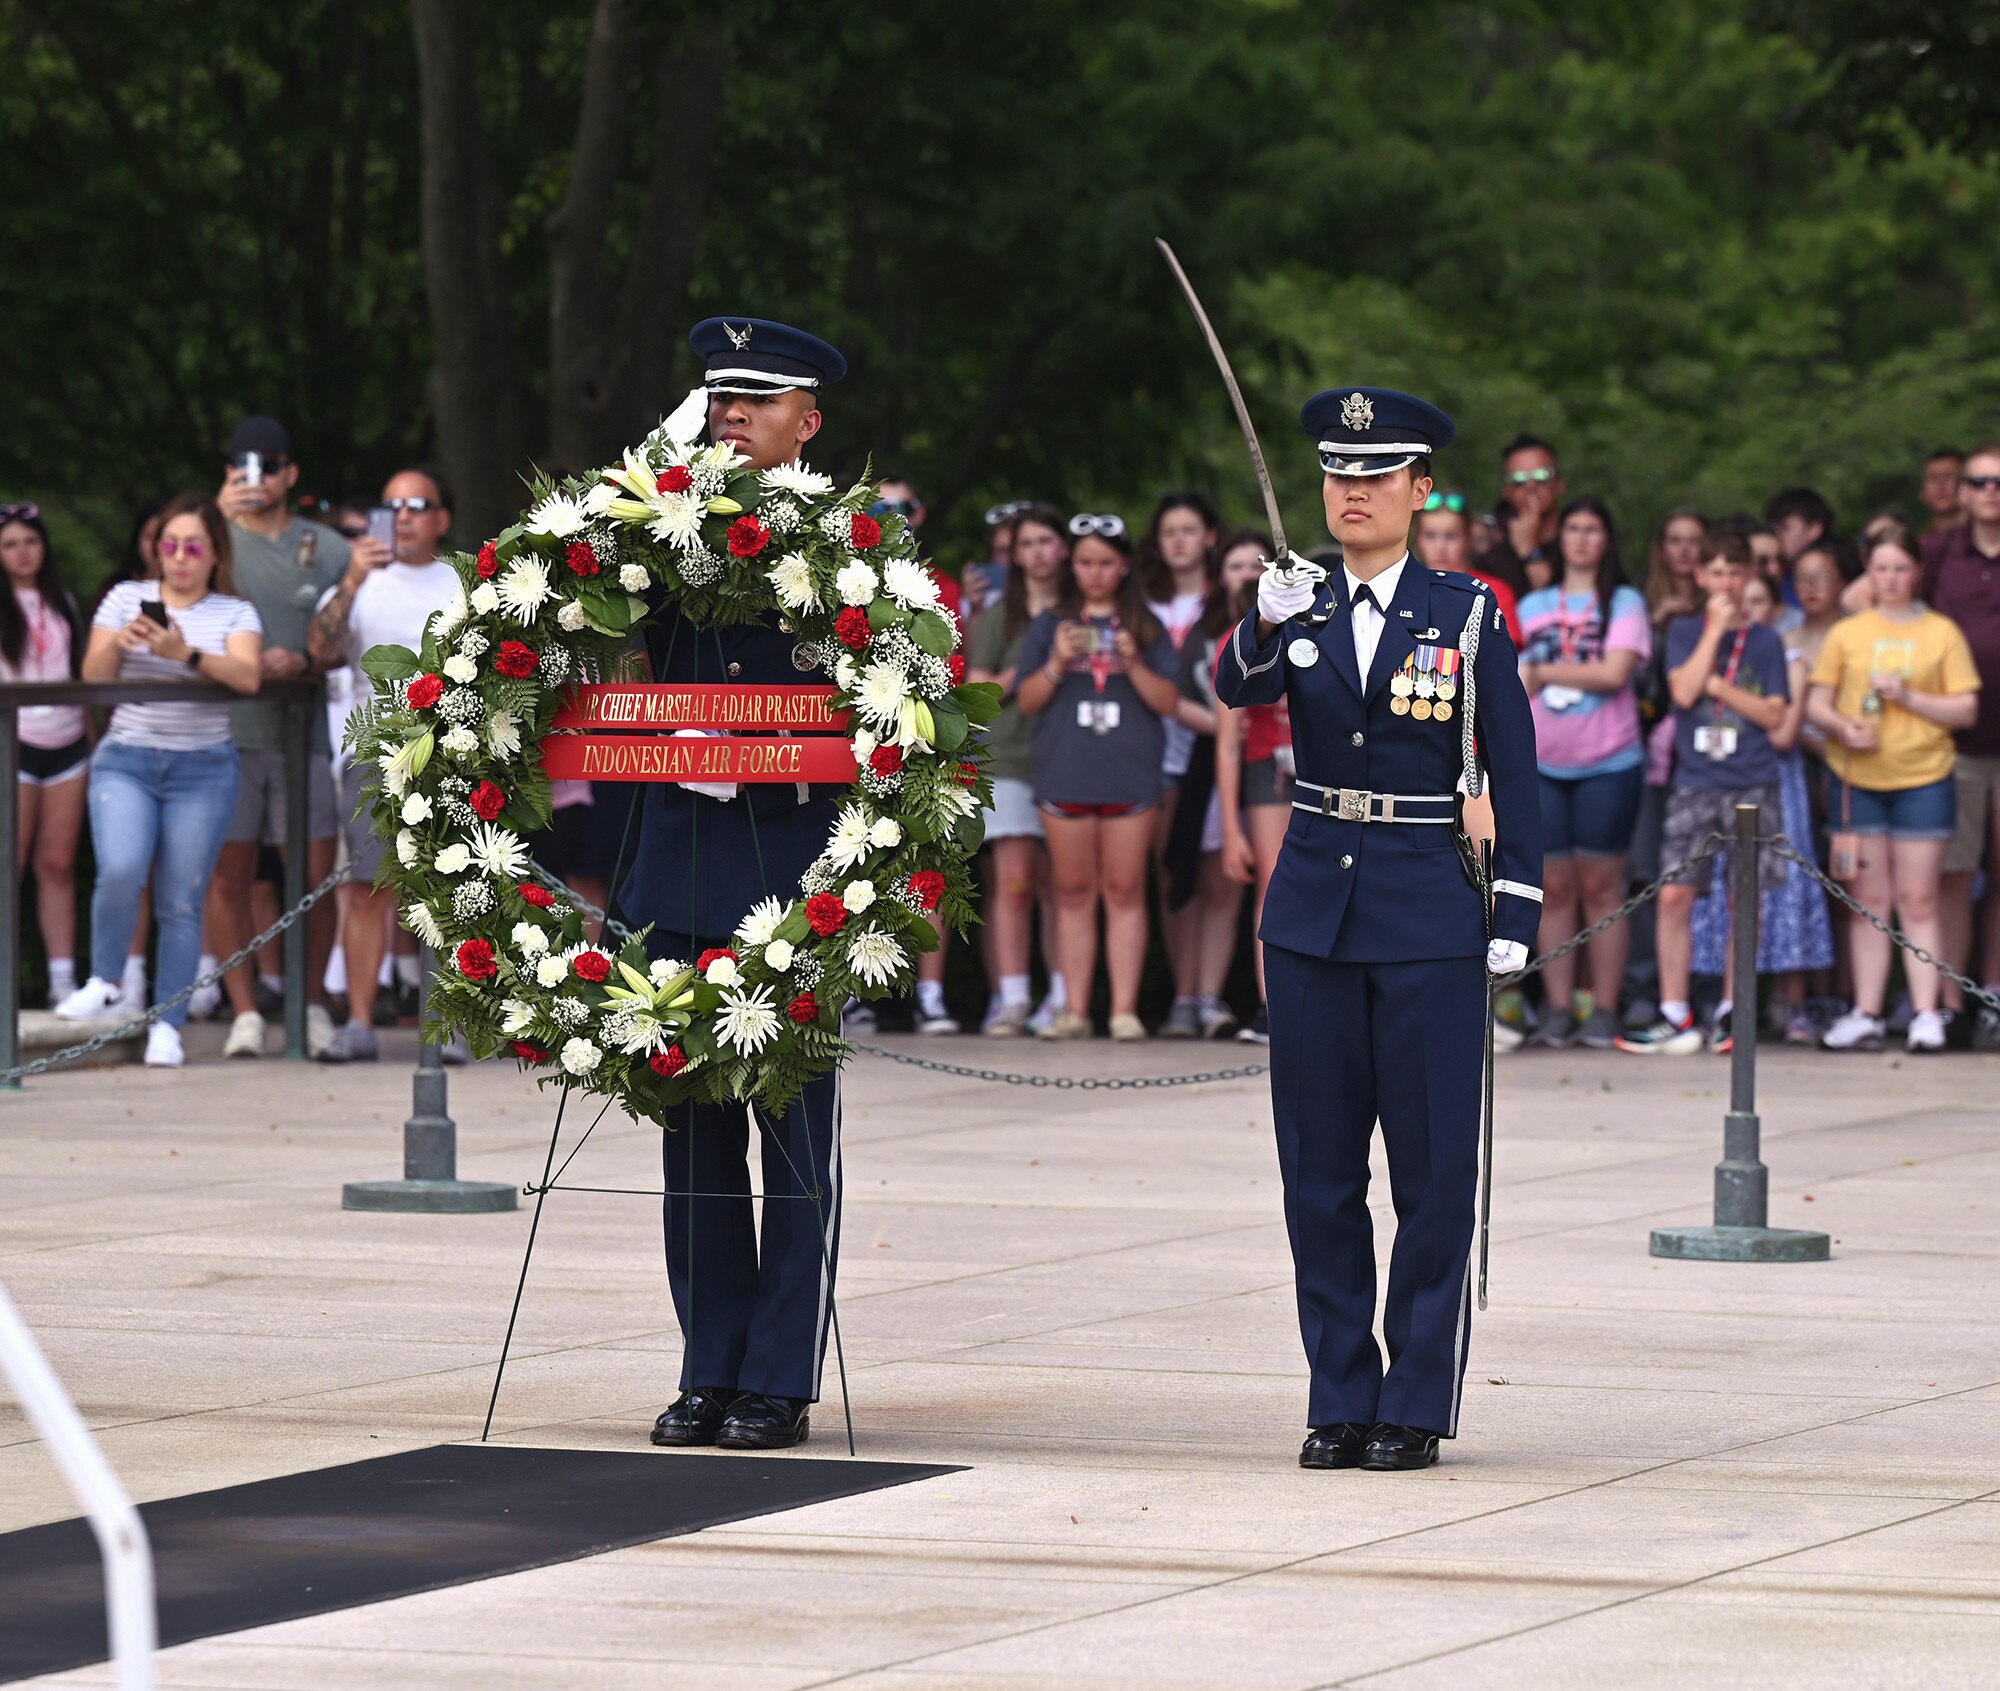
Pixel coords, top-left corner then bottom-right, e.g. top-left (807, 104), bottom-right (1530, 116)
top-left (1498, 834), bottom-right (1730, 987)
top-left (1, 861), bottom-right (348, 1085)
top-left (844, 1040), bottom-right (1272, 1089)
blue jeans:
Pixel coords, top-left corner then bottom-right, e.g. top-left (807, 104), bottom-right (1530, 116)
top-left (87, 739), bottom-right (240, 1027)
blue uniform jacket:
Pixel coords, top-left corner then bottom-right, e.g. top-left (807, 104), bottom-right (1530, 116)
top-left (1216, 564), bottom-right (1542, 961)
top-left (616, 608), bottom-right (842, 943)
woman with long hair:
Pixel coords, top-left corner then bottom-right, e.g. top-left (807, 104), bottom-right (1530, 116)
top-left (1017, 515), bottom-right (1182, 1039)
top-left (0, 504), bottom-right (90, 1005)
top-left (1516, 496), bottom-right (1651, 1047)
top-left (967, 503), bottom-right (1072, 1035)
top-left (1645, 508), bottom-right (1707, 628)
top-left (57, 493), bottom-right (263, 1065)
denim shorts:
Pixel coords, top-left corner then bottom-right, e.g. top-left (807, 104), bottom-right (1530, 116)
top-left (1539, 764), bottom-right (1644, 860)
top-left (1826, 773), bottom-right (1957, 842)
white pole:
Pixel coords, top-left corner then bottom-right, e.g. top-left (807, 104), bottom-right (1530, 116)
top-left (0, 1277), bottom-right (156, 1688)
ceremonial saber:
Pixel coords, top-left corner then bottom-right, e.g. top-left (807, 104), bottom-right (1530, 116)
top-left (1478, 837), bottom-right (1496, 1311)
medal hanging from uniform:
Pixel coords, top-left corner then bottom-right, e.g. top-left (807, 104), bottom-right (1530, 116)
top-left (1693, 627), bottom-right (1745, 761)
top-left (1388, 645), bottom-right (1458, 722)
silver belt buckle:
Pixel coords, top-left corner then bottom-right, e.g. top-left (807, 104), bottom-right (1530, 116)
top-left (1337, 788), bottom-right (1369, 822)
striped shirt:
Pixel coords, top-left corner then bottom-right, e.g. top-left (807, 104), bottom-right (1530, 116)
top-left (92, 580), bottom-right (263, 751)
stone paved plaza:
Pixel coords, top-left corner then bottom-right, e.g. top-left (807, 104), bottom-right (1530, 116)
top-left (5, 1028), bottom-right (2000, 1688)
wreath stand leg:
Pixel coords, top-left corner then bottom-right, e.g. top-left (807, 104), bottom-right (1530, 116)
top-left (481, 1084), bottom-right (570, 1441)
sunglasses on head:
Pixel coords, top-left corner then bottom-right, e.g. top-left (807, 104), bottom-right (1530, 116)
top-left (984, 500), bottom-right (1030, 525)
top-left (1505, 467), bottom-right (1555, 486)
top-left (1962, 474), bottom-right (2000, 492)
top-left (1068, 512), bottom-right (1127, 539)
top-left (385, 496), bottom-right (439, 512)
top-left (0, 502), bottom-right (40, 524)
top-left (157, 536), bottom-right (209, 559)
top-left (1423, 491), bottom-right (1468, 513)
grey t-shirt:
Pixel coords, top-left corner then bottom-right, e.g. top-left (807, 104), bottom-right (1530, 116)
top-left (966, 605), bottom-right (1035, 783)
top-left (1016, 610), bottom-right (1179, 808)
top-left (226, 517), bottom-right (350, 752)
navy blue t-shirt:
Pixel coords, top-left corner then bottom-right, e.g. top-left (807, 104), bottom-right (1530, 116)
top-left (1664, 615), bottom-right (1790, 791)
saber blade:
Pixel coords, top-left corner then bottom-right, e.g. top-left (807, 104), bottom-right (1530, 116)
top-left (1155, 238), bottom-right (1288, 560)
top-left (1479, 837), bottom-right (1496, 1311)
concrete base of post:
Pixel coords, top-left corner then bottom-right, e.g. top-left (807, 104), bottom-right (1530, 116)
top-left (342, 1177), bottom-right (517, 1213)
top-left (1649, 1224), bottom-right (1829, 1262)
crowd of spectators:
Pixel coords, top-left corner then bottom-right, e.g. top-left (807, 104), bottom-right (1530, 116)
top-left (8, 421), bottom-right (2000, 1066)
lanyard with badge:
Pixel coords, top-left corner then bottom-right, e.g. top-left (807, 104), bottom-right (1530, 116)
top-left (1080, 615), bottom-right (1122, 736)
top-left (1694, 627), bottom-right (1746, 760)
top-left (1540, 597), bottom-right (1593, 712)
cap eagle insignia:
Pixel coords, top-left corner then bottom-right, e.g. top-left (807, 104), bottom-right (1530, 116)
top-left (1340, 390), bottom-right (1374, 430)
top-left (724, 322), bottom-right (753, 350)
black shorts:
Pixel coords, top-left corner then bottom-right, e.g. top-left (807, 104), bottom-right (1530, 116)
top-left (17, 737), bottom-right (89, 786)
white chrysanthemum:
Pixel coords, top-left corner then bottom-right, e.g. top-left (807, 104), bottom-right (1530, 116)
top-left (883, 554), bottom-right (941, 610)
top-left (843, 880), bottom-right (877, 914)
top-left (469, 582), bottom-right (501, 616)
top-left (471, 822), bottom-right (529, 880)
top-left (609, 1009), bottom-right (671, 1057)
top-left (735, 895), bottom-right (787, 948)
top-left (705, 955), bottom-right (741, 989)
top-left (485, 711), bottom-right (522, 758)
top-left (535, 954), bottom-right (570, 989)
top-left (764, 938), bottom-right (795, 973)
top-left (835, 561), bottom-right (878, 606)
top-left (527, 491), bottom-right (586, 538)
top-left (501, 998), bottom-right (536, 1035)
top-left (431, 586), bottom-right (468, 639)
top-left (649, 956), bottom-right (686, 985)
top-left (768, 552), bottom-right (818, 613)
top-left (434, 843), bottom-right (472, 876)
top-left (498, 556), bottom-right (552, 623)
top-left (833, 652), bottom-right (859, 690)
top-left (619, 562), bottom-right (650, 593)
top-left (851, 727), bottom-right (878, 762)
top-left (848, 929), bottom-right (907, 988)
top-left (646, 493), bottom-right (704, 549)
top-left (761, 463), bottom-right (834, 499)
top-left (715, 985), bottom-right (781, 1056)
top-left (441, 725), bottom-right (479, 758)
top-left (512, 922), bottom-right (550, 957)
top-left (559, 1037), bottom-right (602, 1076)
top-left (826, 804), bottom-right (874, 870)
top-left (854, 659), bottom-right (909, 729)
top-left (557, 600), bottom-right (589, 632)
top-left (868, 816), bottom-right (903, 849)
top-left (406, 901), bottom-right (445, 949)
top-left (938, 782), bottom-right (980, 819)
top-left (401, 793), bottom-right (432, 824)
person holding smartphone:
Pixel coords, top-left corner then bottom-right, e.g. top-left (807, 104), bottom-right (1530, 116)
top-left (58, 494), bottom-right (262, 1066)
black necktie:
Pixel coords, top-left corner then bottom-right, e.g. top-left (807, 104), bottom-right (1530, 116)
top-left (1352, 583), bottom-right (1379, 613)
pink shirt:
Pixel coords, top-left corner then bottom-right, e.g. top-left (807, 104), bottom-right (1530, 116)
top-left (1, 588), bottom-right (86, 748)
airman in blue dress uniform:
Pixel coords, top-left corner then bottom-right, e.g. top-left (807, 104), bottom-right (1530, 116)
top-left (623, 317), bottom-right (849, 1452)
top-left (1216, 388), bottom-right (1542, 1470)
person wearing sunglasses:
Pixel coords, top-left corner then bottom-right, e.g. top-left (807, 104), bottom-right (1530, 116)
top-left (59, 494), bottom-right (263, 1066)
top-left (965, 499), bottom-right (1028, 613)
top-left (1485, 433), bottom-right (1564, 596)
top-left (1415, 489), bottom-right (1519, 643)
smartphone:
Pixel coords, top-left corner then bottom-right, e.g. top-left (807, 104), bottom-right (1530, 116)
top-left (235, 450), bottom-right (263, 489)
top-left (366, 506), bottom-right (396, 552)
top-left (140, 600), bottom-right (170, 627)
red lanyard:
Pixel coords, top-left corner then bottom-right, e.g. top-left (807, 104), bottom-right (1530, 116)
top-left (1087, 616), bottom-right (1119, 696)
top-left (1713, 627), bottom-right (1747, 722)
top-left (1556, 598), bottom-right (1595, 663)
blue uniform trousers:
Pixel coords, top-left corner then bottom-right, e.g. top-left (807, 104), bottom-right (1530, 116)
top-left (656, 936), bottom-right (843, 1403)
top-left (1265, 944), bottom-right (1484, 1436)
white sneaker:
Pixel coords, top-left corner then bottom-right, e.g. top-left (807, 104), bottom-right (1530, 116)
top-left (143, 1023), bottom-right (184, 1068)
top-left (1822, 1009), bottom-right (1886, 1052)
top-left (306, 1003), bottom-right (337, 1059)
top-left (224, 1010), bottom-right (267, 1059)
top-left (1906, 1009), bottom-right (1947, 1053)
top-left (187, 979), bottom-right (224, 1022)
top-left (55, 977), bottom-right (124, 1021)
top-left (1027, 994), bottom-right (1063, 1035)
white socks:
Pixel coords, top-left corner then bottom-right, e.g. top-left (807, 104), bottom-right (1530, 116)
top-left (917, 980), bottom-right (947, 1018)
top-left (394, 954), bottom-right (423, 989)
top-left (998, 973), bottom-right (1030, 1008)
top-left (1661, 1000), bottom-right (1692, 1027)
top-left (46, 957), bottom-right (75, 997)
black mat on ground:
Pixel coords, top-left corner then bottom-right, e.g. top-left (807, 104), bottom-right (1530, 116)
top-left (0, 1443), bottom-right (960, 1683)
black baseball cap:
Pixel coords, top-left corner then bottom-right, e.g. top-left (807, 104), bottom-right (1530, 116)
top-left (227, 415), bottom-right (293, 461)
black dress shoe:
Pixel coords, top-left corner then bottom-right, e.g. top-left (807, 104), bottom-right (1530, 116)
top-left (1359, 1423), bottom-right (1441, 1471)
top-left (717, 1392), bottom-right (811, 1450)
top-left (1299, 1422), bottom-right (1371, 1470)
top-left (650, 1387), bottom-right (736, 1447)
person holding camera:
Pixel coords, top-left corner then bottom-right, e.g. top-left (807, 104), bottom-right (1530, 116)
top-left (57, 495), bottom-right (262, 1066)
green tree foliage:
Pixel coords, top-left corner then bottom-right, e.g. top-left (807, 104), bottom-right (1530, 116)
top-left (1, 0), bottom-right (1995, 578)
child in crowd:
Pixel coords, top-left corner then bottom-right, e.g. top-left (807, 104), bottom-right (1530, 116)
top-left (1620, 533), bottom-right (1791, 1055)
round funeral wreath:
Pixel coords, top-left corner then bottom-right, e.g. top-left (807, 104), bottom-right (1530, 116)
top-left (351, 415), bottom-right (998, 1114)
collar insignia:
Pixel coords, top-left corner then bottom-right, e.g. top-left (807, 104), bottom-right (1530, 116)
top-left (724, 322), bottom-right (753, 350)
top-left (1340, 390), bottom-right (1374, 430)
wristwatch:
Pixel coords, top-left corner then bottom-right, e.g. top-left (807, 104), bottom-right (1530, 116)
top-left (184, 648), bottom-right (202, 670)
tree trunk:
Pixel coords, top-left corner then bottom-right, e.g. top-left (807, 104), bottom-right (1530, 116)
top-left (410, 0), bottom-right (522, 541)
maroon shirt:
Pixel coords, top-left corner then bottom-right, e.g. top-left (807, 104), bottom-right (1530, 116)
top-left (1921, 525), bottom-right (2000, 754)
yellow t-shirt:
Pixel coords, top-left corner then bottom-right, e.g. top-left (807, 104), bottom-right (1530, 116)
top-left (1810, 609), bottom-right (1981, 790)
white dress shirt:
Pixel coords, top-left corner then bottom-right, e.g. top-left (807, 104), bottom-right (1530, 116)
top-left (1344, 553), bottom-right (1410, 687)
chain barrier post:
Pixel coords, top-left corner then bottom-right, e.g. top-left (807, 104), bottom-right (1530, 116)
top-left (1651, 802), bottom-right (1828, 1263)
top-left (1, 703), bottom-right (19, 1091)
top-left (343, 967), bottom-right (515, 1214)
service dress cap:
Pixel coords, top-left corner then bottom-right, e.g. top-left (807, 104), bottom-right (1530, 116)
top-left (1301, 387), bottom-right (1455, 477)
top-left (688, 317), bottom-right (847, 396)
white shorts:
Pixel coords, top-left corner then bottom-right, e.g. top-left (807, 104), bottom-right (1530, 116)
top-left (981, 776), bottom-right (1044, 841)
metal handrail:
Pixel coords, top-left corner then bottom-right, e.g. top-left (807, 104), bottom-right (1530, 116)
top-left (0, 678), bottom-right (324, 1085)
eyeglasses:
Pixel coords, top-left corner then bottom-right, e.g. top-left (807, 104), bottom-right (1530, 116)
top-left (984, 500), bottom-right (1030, 525)
top-left (1961, 475), bottom-right (2000, 492)
top-left (386, 496), bottom-right (439, 512)
top-left (337, 523), bottom-right (369, 540)
top-left (1504, 468), bottom-right (1556, 486)
top-left (0, 502), bottom-right (40, 524)
top-left (1423, 491), bottom-right (1468, 513)
top-left (157, 537), bottom-right (209, 560)
top-left (1068, 512), bottom-right (1127, 539)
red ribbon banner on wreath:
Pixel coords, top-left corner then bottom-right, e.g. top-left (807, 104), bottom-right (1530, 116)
top-left (541, 683), bottom-right (859, 784)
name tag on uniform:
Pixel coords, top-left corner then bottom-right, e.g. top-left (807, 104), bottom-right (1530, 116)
top-left (1078, 700), bottom-right (1122, 734)
top-left (1287, 638), bottom-right (1319, 668)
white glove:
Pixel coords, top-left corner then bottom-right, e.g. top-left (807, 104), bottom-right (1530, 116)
top-left (672, 729), bottom-right (738, 802)
top-left (1256, 553), bottom-right (1322, 625)
top-left (1487, 939), bottom-right (1528, 976)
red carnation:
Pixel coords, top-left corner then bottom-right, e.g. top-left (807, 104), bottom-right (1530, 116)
top-left (565, 540), bottom-right (600, 577)
top-left (455, 938), bottom-right (498, 981)
top-left (907, 870), bottom-right (946, 913)
top-left (727, 515), bottom-right (771, 558)
top-left (869, 744), bottom-right (904, 778)
top-left (650, 1045), bottom-right (689, 1077)
top-left (510, 1040), bottom-right (548, 1064)
top-left (469, 780), bottom-right (507, 821)
top-left (696, 947), bottom-right (738, 974)
top-left (518, 881), bottom-right (555, 909)
top-left (656, 465), bottom-right (694, 495)
top-left (835, 606), bottom-right (873, 651)
top-left (406, 673), bottom-right (444, 711)
top-left (949, 652), bottom-right (967, 685)
top-left (476, 541), bottom-right (499, 579)
top-left (494, 640), bottom-right (539, 679)
top-left (956, 761), bottom-right (979, 786)
top-left (787, 992), bottom-right (820, 1025)
top-left (572, 949), bottom-right (612, 984)
top-left (806, 893), bottom-right (848, 936)
top-left (850, 511), bottom-right (883, 550)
